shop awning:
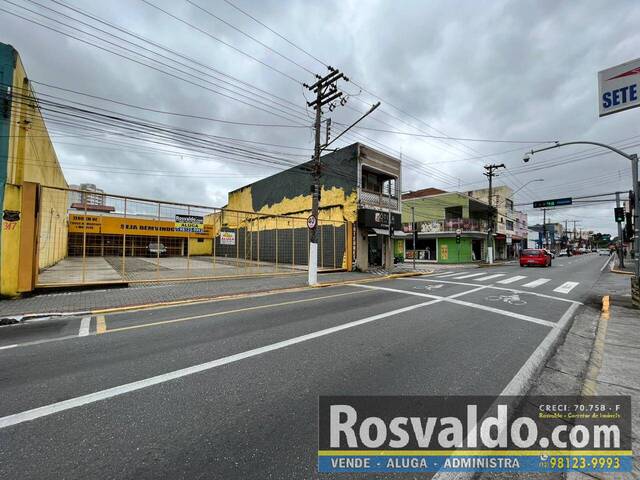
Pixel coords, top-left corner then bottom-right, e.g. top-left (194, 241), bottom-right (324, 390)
top-left (372, 228), bottom-right (409, 237)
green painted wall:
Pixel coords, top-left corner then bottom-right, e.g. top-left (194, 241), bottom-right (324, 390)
top-left (438, 237), bottom-right (473, 263)
top-left (0, 43), bottom-right (15, 215)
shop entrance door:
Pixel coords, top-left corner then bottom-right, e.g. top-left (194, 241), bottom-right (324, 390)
top-left (368, 234), bottom-right (383, 267)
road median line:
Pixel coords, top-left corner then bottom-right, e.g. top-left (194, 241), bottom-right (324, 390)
top-left (91, 272), bottom-right (430, 316)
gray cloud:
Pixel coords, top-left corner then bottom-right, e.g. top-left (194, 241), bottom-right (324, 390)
top-left (2, 0), bottom-right (639, 235)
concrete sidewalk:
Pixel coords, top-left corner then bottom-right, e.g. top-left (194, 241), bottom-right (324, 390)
top-left (477, 268), bottom-right (638, 480)
top-left (0, 268), bottom-right (434, 319)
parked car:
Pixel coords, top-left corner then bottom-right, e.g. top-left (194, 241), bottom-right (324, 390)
top-left (557, 251), bottom-right (568, 257)
top-left (146, 242), bottom-right (167, 257)
top-left (591, 248), bottom-right (597, 253)
top-left (598, 248), bottom-right (611, 256)
top-left (520, 248), bottom-right (552, 267)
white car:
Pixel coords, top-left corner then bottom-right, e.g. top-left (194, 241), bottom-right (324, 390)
top-left (598, 249), bottom-right (611, 256)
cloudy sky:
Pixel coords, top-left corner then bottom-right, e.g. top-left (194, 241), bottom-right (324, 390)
top-left (2, 0), bottom-right (639, 235)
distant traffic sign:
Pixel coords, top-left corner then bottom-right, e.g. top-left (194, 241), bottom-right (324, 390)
top-left (533, 197), bottom-right (572, 208)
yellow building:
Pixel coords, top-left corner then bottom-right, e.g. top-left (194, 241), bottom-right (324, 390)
top-left (0, 43), bottom-right (68, 296)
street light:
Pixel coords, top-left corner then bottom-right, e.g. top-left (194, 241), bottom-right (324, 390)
top-left (512, 178), bottom-right (544, 195)
top-left (523, 141), bottom-right (640, 281)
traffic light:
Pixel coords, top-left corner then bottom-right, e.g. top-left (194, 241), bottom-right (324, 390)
top-left (614, 207), bottom-right (625, 223)
top-left (456, 234), bottom-right (461, 244)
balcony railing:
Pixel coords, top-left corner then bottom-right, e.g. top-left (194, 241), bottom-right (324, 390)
top-left (409, 218), bottom-right (489, 234)
top-left (359, 189), bottom-right (399, 210)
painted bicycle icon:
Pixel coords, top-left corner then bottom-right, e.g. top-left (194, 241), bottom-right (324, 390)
top-left (485, 293), bottom-right (526, 305)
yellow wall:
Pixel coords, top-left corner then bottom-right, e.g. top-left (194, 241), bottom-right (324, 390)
top-left (1, 51), bottom-right (68, 296)
top-left (0, 184), bottom-right (22, 295)
top-left (206, 184), bottom-right (354, 269)
top-left (220, 184), bottom-right (357, 230)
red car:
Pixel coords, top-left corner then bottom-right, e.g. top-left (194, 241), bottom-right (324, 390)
top-left (520, 248), bottom-right (552, 267)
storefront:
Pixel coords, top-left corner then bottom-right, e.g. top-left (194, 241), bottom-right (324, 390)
top-left (67, 213), bottom-right (213, 257)
top-left (356, 209), bottom-right (402, 269)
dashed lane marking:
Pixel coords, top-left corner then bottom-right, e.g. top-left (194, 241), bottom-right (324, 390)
top-left (521, 278), bottom-right (551, 288)
top-left (78, 317), bottom-right (91, 337)
top-left (497, 275), bottom-right (527, 284)
top-left (553, 282), bottom-right (579, 294)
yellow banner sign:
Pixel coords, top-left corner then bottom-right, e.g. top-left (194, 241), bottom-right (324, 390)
top-left (68, 214), bottom-right (213, 238)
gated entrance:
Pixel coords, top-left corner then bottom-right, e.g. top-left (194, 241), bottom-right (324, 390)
top-left (34, 186), bottom-right (348, 288)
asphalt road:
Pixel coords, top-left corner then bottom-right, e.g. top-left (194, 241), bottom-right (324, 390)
top-left (0, 254), bottom-right (612, 479)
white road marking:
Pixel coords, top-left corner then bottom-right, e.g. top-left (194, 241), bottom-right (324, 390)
top-left (497, 275), bottom-right (527, 284)
top-left (600, 255), bottom-right (614, 271)
top-left (445, 298), bottom-right (555, 328)
top-left (78, 317), bottom-right (91, 337)
top-left (474, 273), bottom-right (506, 281)
top-left (354, 284), bottom-right (441, 299)
top-left (0, 344), bottom-right (18, 351)
top-left (453, 273), bottom-right (486, 279)
top-left (408, 277), bottom-right (582, 305)
top-left (521, 278), bottom-right (550, 288)
top-left (433, 272), bottom-right (466, 277)
top-left (0, 299), bottom-right (441, 429)
top-left (553, 282), bottom-right (579, 294)
top-left (353, 284), bottom-right (553, 327)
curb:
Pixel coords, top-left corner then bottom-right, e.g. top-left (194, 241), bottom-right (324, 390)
top-left (611, 267), bottom-right (634, 275)
top-left (8, 271), bottom-right (432, 321)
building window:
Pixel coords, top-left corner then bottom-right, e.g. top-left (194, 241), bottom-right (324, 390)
top-left (506, 220), bottom-right (514, 230)
top-left (362, 170), bottom-right (382, 193)
top-left (505, 199), bottom-right (514, 211)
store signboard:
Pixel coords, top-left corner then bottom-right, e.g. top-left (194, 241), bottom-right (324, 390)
top-left (175, 214), bottom-right (204, 234)
top-left (69, 214), bottom-right (213, 238)
top-left (220, 230), bottom-right (236, 245)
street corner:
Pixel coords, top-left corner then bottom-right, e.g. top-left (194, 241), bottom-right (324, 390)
top-left (452, 286), bottom-right (578, 324)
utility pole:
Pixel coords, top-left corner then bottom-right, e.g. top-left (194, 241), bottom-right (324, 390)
top-left (616, 191), bottom-right (625, 268)
top-left (411, 206), bottom-right (416, 270)
top-left (303, 67), bottom-right (349, 285)
top-left (483, 163), bottom-right (505, 263)
top-left (542, 208), bottom-right (547, 249)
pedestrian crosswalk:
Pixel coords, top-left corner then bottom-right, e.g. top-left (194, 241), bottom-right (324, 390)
top-left (521, 278), bottom-right (550, 288)
top-left (429, 270), bottom-right (579, 294)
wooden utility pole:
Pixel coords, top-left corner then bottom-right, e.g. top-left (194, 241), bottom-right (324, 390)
top-left (483, 163), bottom-right (505, 263)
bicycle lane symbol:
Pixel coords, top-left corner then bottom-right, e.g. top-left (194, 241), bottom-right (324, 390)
top-left (485, 293), bottom-right (527, 306)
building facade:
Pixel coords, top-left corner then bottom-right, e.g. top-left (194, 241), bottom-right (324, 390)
top-left (215, 143), bottom-right (402, 271)
top-left (1, 43), bottom-right (68, 296)
top-left (69, 183), bottom-right (106, 207)
top-left (401, 188), bottom-right (492, 263)
top-left (467, 185), bottom-right (527, 260)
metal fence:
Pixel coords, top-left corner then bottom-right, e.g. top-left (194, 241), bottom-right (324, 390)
top-left (36, 186), bottom-right (347, 287)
